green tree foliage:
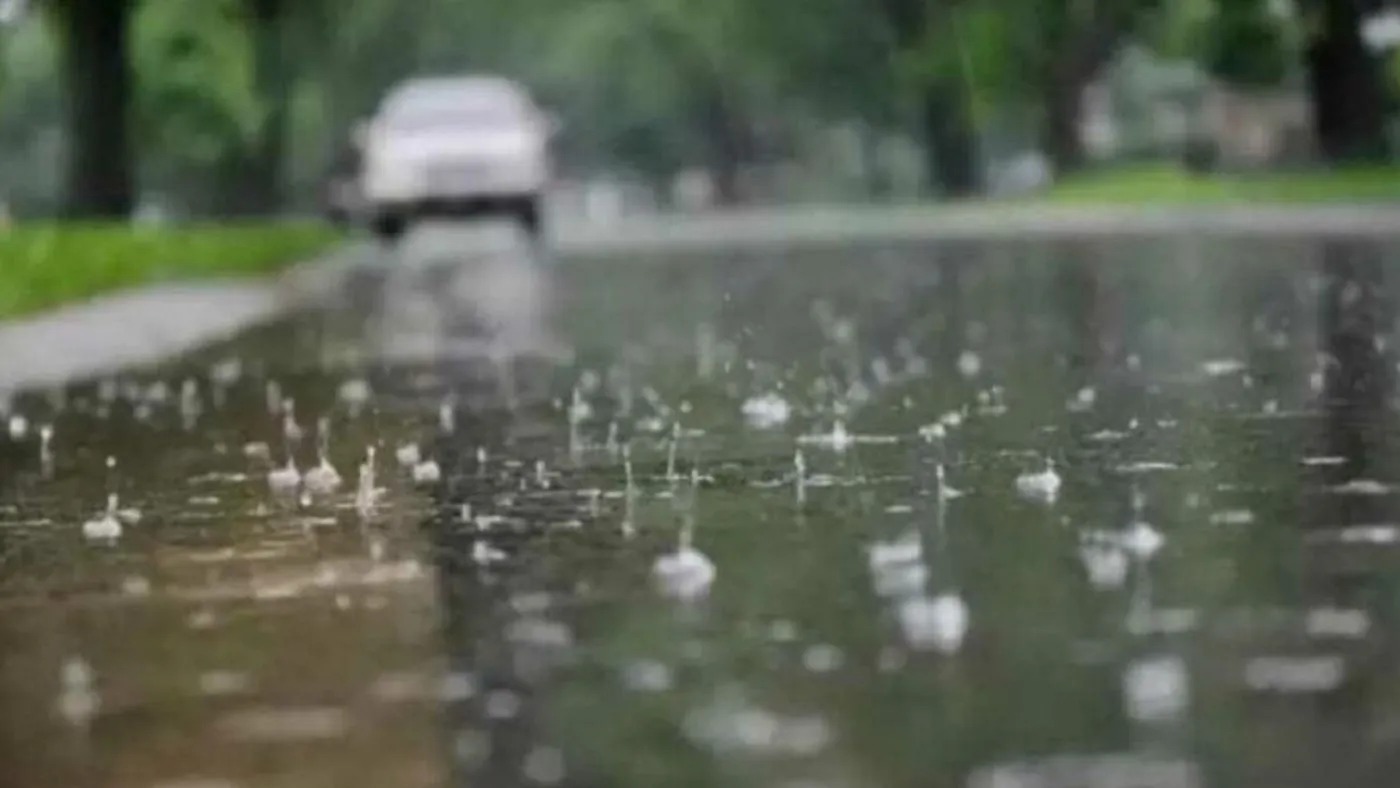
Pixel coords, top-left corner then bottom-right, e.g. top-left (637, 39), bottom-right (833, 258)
top-left (5, 0), bottom-right (1396, 217)
top-left (537, 0), bottom-right (777, 201)
top-left (133, 0), bottom-right (259, 211)
top-left (1160, 0), bottom-right (1296, 86)
top-left (1208, 0), bottom-right (1295, 86)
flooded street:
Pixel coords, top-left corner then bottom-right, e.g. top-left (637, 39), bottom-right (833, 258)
top-left (5, 224), bottom-right (1400, 787)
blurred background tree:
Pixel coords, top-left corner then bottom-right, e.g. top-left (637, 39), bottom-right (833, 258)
top-left (49, 0), bottom-right (137, 218)
top-left (0, 0), bottom-right (1396, 219)
top-left (1302, 0), bottom-right (1390, 161)
top-left (133, 0), bottom-right (258, 215)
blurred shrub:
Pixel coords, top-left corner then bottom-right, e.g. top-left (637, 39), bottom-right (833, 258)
top-left (0, 222), bottom-right (340, 318)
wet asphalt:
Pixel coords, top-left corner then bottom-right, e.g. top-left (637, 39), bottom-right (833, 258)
top-left (3, 220), bottom-right (1400, 787)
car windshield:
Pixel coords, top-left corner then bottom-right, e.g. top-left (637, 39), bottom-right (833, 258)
top-left (383, 102), bottom-right (525, 131)
top-left (381, 80), bottom-right (531, 131)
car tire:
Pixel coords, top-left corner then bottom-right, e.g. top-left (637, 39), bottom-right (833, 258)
top-left (514, 197), bottom-right (542, 239)
top-left (372, 212), bottom-right (408, 243)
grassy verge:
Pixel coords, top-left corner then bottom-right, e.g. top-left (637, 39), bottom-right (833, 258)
top-left (0, 223), bottom-right (342, 319)
top-left (1045, 163), bottom-right (1400, 205)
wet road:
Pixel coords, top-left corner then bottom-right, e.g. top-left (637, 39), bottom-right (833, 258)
top-left (4, 221), bottom-right (1400, 787)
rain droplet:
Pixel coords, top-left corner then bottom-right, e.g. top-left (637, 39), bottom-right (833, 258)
top-left (957, 350), bottom-right (982, 379)
top-left (485, 689), bottom-right (522, 720)
top-left (801, 643), bottom-right (844, 673)
top-left (523, 746), bottom-right (566, 785)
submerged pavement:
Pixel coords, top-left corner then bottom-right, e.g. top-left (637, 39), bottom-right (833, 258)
top-left (9, 202), bottom-right (1400, 392)
top-left (3, 217), bottom-right (1400, 787)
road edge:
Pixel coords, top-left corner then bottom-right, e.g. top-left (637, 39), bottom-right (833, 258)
top-left (0, 240), bottom-right (369, 393)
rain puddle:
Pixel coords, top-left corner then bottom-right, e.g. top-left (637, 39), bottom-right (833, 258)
top-left (2, 233), bottom-right (1400, 787)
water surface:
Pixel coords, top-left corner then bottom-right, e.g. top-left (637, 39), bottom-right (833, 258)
top-left (3, 231), bottom-right (1399, 787)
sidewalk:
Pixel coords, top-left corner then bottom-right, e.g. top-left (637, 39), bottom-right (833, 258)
top-left (0, 242), bottom-right (365, 392)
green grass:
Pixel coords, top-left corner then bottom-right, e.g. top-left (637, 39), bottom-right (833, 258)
top-left (1045, 163), bottom-right (1400, 205)
top-left (0, 223), bottom-right (341, 319)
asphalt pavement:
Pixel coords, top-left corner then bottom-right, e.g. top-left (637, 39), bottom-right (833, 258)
top-left (3, 213), bottom-right (1400, 787)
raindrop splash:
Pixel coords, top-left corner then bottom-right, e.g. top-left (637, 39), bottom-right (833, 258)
top-left (1015, 457), bottom-right (1061, 505)
top-left (38, 423), bottom-right (54, 477)
top-left (82, 493), bottom-right (122, 543)
top-left (268, 454), bottom-right (301, 497)
top-left (282, 398), bottom-right (304, 445)
top-left (356, 446), bottom-right (378, 519)
top-left (666, 422), bottom-right (681, 486)
top-left (395, 442), bottom-right (422, 468)
top-left (439, 395), bottom-right (457, 434)
top-left (741, 392), bottom-right (792, 429)
top-left (304, 417), bottom-right (342, 496)
top-left (794, 449), bottom-right (807, 505)
top-left (898, 593), bottom-right (969, 654)
top-left (7, 412), bottom-right (27, 440)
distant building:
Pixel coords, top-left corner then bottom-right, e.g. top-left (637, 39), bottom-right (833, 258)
top-left (1201, 85), bottom-right (1312, 166)
top-left (0, 0), bottom-right (27, 26)
top-left (1080, 45), bottom-right (1313, 169)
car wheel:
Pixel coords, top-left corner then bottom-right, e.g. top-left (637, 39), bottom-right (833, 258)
top-left (372, 213), bottom-right (408, 243)
top-left (514, 197), bottom-right (542, 238)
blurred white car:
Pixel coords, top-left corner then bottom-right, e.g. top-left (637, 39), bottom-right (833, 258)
top-left (360, 76), bottom-right (552, 240)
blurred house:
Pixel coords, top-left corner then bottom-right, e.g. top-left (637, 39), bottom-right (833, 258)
top-left (1201, 85), bottom-right (1312, 166)
top-left (0, 0), bottom-right (26, 25)
top-left (1081, 45), bottom-right (1313, 169)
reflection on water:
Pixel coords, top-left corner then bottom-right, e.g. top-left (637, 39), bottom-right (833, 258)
top-left (5, 230), bottom-right (1400, 786)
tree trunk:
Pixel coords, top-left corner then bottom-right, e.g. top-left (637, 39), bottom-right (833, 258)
top-left (709, 150), bottom-right (742, 206)
top-left (876, 0), bottom-right (981, 196)
top-left (1307, 0), bottom-right (1388, 162)
top-left (210, 154), bottom-right (257, 217)
top-left (1043, 76), bottom-right (1086, 176)
top-left (921, 84), bottom-right (977, 198)
top-left (700, 87), bottom-right (744, 206)
top-left (858, 123), bottom-right (890, 200)
top-left (1043, 14), bottom-right (1129, 178)
top-left (59, 0), bottom-right (135, 218)
top-left (240, 0), bottom-right (289, 215)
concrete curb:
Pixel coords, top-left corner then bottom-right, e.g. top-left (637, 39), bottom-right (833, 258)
top-left (0, 241), bottom-right (369, 393)
top-left (554, 204), bottom-right (1400, 258)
